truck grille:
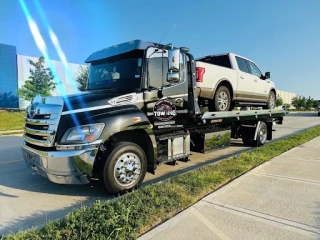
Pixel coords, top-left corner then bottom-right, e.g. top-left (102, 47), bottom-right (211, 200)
top-left (23, 96), bottom-right (64, 148)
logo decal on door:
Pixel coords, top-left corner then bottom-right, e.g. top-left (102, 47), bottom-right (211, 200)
top-left (153, 99), bottom-right (177, 121)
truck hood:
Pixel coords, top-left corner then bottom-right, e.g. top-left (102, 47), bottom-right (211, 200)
top-left (62, 89), bottom-right (142, 112)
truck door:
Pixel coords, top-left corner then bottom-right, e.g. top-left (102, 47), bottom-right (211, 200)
top-left (162, 52), bottom-right (188, 114)
top-left (235, 56), bottom-right (264, 102)
top-left (143, 47), bottom-right (188, 123)
top-left (246, 60), bottom-right (269, 101)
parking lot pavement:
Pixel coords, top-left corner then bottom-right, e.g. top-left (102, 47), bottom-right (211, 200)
top-left (139, 136), bottom-right (320, 240)
top-left (0, 112), bottom-right (319, 235)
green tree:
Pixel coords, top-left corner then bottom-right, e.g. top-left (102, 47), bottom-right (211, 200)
top-left (291, 95), bottom-right (306, 110)
top-left (284, 103), bottom-right (291, 110)
top-left (75, 65), bottom-right (89, 91)
top-left (305, 96), bottom-right (314, 110)
top-left (312, 100), bottom-right (319, 109)
top-left (17, 56), bottom-right (56, 101)
top-left (276, 94), bottom-right (283, 107)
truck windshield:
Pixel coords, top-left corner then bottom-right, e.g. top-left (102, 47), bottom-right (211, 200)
top-left (87, 51), bottom-right (143, 90)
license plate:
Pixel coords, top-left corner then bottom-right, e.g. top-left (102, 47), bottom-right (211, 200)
top-left (24, 150), bottom-right (40, 166)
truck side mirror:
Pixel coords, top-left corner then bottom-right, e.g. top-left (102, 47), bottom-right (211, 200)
top-left (265, 72), bottom-right (270, 79)
top-left (168, 49), bottom-right (180, 72)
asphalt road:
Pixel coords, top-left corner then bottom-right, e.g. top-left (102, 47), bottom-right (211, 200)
top-left (0, 112), bottom-right (319, 235)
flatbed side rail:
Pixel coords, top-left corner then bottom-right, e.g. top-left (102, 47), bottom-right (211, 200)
top-left (201, 109), bottom-right (288, 122)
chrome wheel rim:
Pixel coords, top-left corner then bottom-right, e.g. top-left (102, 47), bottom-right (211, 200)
top-left (114, 152), bottom-right (141, 186)
top-left (259, 124), bottom-right (267, 144)
top-left (218, 91), bottom-right (228, 110)
top-left (269, 95), bottom-right (275, 109)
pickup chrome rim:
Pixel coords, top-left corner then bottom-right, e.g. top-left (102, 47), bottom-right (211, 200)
top-left (269, 95), bottom-right (275, 109)
top-left (114, 152), bottom-right (141, 186)
top-left (218, 91), bottom-right (228, 110)
top-left (259, 123), bottom-right (267, 143)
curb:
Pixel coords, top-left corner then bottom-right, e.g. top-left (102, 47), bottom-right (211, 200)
top-left (0, 130), bottom-right (24, 136)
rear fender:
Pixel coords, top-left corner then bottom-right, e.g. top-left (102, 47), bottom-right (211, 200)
top-left (213, 79), bottom-right (234, 100)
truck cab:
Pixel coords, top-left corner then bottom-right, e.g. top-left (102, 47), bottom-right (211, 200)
top-left (83, 40), bottom-right (200, 125)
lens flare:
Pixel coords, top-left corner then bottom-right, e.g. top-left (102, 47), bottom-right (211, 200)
top-left (33, 0), bottom-right (93, 124)
top-left (49, 29), bottom-right (67, 63)
top-left (28, 19), bottom-right (47, 52)
top-left (18, 0), bottom-right (83, 131)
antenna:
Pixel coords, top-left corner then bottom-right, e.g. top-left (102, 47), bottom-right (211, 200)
top-left (158, 14), bottom-right (184, 44)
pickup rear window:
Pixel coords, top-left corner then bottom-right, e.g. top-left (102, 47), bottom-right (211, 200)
top-left (197, 55), bottom-right (232, 69)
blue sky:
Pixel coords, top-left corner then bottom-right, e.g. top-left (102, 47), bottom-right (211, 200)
top-left (0, 0), bottom-right (319, 99)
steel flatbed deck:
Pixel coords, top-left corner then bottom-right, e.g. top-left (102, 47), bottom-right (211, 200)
top-left (200, 109), bottom-right (288, 124)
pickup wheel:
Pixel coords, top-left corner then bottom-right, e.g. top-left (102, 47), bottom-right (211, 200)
top-left (212, 85), bottom-right (231, 111)
top-left (264, 91), bottom-right (276, 109)
top-left (102, 142), bottom-right (147, 194)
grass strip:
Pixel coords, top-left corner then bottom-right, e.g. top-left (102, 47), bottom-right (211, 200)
top-left (3, 125), bottom-right (320, 240)
top-left (0, 112), bottom-right (25, 131)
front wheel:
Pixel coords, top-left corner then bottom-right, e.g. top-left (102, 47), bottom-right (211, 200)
top-left (212, 85), bottom-right (231, 111)
top-left (102, 142), bottom-right (147, 194)
top-left (264, 91), bottom-right (276, 109)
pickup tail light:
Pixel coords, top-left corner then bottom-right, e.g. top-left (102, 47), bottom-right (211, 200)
top-left (196, 67), bottom-right (205, 82)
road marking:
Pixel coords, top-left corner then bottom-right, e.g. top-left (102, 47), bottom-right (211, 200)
top-left (0, 160), bottom-right (23, 165)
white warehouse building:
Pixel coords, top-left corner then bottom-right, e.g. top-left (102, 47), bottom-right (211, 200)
top-left (276, 90), bottom-right (297, 107)
top-left (17, 55), bottom-right (87, 109)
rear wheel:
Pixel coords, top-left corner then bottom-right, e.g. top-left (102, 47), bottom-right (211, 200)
top-left (242, 122), bottom-right (268, 147)
top-left (102, 142), bottom-right (147, 194)
top-left (256, 122), bottom-right (268, 146)
top-left (212, 85), bottom-right (231, 111)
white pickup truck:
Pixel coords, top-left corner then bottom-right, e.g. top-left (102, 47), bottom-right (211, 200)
top-left (195, 53), bottom-right (277, 111)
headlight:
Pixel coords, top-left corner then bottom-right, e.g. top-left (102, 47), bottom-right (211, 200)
top-left (60, 123), bottom-right (105, 144)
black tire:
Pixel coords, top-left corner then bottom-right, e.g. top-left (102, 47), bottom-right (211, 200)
top-left (318, 112), bottom-right (320, 116)
top-left (213, 85), bottom-right (231, 111)
top-left (242, 122), bottom-right (268, 147)
top-left (264, 91), bottom-right (276, 109)
top-left (102, 142), bottom-right (147, 194)
top-left (230, 101), bottom-right (236, 111)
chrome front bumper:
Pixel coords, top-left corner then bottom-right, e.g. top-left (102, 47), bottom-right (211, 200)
top-left (21, 139), bottom-right (99, 184)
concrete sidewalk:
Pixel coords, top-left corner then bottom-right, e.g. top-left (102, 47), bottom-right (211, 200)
top-left (139, 136), bottom-right (320, 240)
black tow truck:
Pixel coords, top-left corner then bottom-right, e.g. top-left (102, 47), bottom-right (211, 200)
top-left (21, 40), bottom-right (287, 194)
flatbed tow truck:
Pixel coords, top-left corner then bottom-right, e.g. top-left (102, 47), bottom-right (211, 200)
top-left (21, 40), bottom-right (287, 194)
